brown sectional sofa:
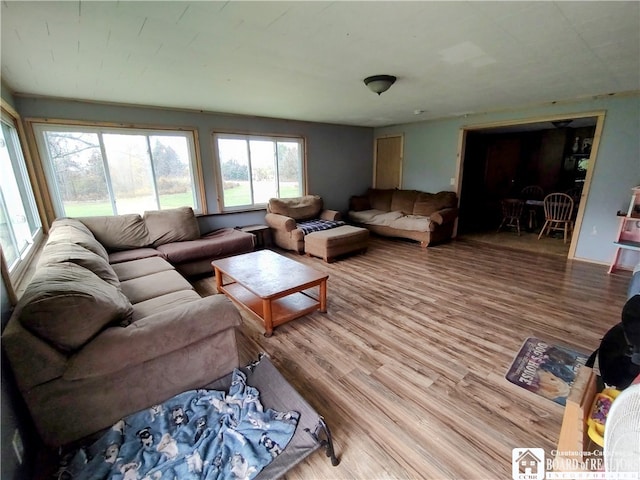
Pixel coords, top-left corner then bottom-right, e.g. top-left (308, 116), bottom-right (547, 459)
top-left (1, 207), bottom-right (255, 446)
top-left (348, 188), bottom-right (459, 247)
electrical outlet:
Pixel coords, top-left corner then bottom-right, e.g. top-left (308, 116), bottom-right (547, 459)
top-left (591, 226), bottom-right (598, 235)
top-left (12, 429), bottom-right (24, 465)
top-left (450, 177), bottom-right (455, 186)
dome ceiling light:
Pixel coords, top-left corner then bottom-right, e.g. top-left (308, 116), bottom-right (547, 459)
top-left (363, 75), bottom-right (396, 95)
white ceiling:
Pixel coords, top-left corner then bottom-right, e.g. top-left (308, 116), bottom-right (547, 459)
top-left (2, 1), bottom-right (639, 128)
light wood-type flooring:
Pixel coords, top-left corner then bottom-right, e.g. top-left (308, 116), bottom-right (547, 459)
top-left (459, 230), bottom-right (571, 257)
top-left (190, 236), bottom-right (631, 480)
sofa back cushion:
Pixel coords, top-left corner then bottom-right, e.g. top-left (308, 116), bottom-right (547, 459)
top-left (50, 217), bottom-right (94, 237)
top-left (79, 214), bottom-right (151, 251)
top-left (48, 219), bottom-right (109, 261)
top-left (367, 189), bottom-right (394, 211)
top-left (37, 242), bottom-right (120, 288)
top-left (413, 191), bottom-right (458, 216)
top-left (268, 195), bottom-right (323, 221)
top-left (18, 262), bottom-right (133, 352)
top-left (143, 207), bottom-right (201, 247)
top-left (349, 195), bottom-right (371, 212)
top-left (391, 190), bottom-right (420, 214)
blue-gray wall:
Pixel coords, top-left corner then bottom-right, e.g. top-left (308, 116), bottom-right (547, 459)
top-left (2, 85), bottom-right (638, 477)
top-left (14, 97), bottom-right (374, 231)
top-left (376, 94), bottom-right (640, 266)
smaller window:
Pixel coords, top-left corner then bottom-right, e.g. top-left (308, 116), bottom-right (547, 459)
top-left (0, 108), bottom-right (43, 278)
top-left (213, 133), bottom-right (305, 211)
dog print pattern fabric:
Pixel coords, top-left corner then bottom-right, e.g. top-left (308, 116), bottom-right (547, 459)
top-left (57, 369), bottom-right (299, 479)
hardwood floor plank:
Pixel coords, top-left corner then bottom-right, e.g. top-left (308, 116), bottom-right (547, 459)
top-left (191, 236), bottom-right (630, 479)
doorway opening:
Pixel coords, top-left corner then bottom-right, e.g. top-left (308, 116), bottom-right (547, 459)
top-left (455, 113), bottom-right (604, 258)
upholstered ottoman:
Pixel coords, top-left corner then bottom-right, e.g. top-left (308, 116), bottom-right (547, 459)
top-left (304, 225), bottom-right (369, 262)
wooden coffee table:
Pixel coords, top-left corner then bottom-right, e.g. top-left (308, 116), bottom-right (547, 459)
top-left (211, 250), bottom-right (328, 336)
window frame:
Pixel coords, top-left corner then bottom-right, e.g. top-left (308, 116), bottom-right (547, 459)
top-left (212, 131), bottom-right (307, 212)
top-left (0, 103), bottom-right (45, 287)
top-left (29, 119), bottom-right (206, 218)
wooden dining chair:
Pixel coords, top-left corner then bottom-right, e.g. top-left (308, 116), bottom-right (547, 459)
top-left (520, 185), bottom-right (545, 230)
top-left (497, 198), bottom-right (525, 236)
top-left (538, 193), bottom-right (574, 243)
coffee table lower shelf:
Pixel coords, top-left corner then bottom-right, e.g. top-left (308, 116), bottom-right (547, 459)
top-left (221, 282), bottom-right (321, 335)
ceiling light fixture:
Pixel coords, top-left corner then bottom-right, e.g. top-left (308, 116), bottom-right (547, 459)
top-left (364, 75), bottom-right (396, 95)
top-left (552, 120), bottom-right (572, 128)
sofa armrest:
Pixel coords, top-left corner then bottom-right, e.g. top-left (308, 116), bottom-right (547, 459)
top-left (64, 295), bottom-right (241, 380)
top-left (430, 207), bottom-right (459, 225)
top-left (319, 209), bottom-right (342, 221)
top-left (265, 212), bottom-right (297, 232)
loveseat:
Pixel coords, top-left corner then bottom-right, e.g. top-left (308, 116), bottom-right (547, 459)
top-left (265, 195), bottom-right (343, 253)
top-left (348, 188), bottom-right (459, 247)
top-left (1, 208), bottom-right (254, 446)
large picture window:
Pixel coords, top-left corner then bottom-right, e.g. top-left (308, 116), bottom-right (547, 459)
top-left (0, 108), bottom-right (42, 277)
top-left (213, 133), bottom-right (305, 211)
top-left (33, 123), bottom-right (203, 217)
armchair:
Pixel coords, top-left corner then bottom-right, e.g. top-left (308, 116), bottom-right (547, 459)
top-left (265, 195), bottom-right (342, 252)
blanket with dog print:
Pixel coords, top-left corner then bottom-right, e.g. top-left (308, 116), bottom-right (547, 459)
top-left (57, 369), bottom-right (299, 480)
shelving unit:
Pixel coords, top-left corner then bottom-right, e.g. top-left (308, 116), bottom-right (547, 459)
top-left (608, 186), bottom-right (640, 273)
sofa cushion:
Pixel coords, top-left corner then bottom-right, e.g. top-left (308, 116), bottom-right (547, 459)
top-left (413, 191), bottom-right (457, 216)
top-left (79, 214), bottom-right (151, 251)
top-left (155, 228), bottom-right (256, 264)
top-left (391, 190), bottom-right (419, 214)
top-left (108, 248), bottom-right (162, 264)
top-left (37, 242), bottom-right (120, 288)
top-left (389, 215), bottom-right (431, 232)
top-left (367, 189), bottom-right (394, 211)
top-left (349, 195), bottom-right (371, 212)
top-left (351, 210), bottom-right (403, 226)
top-left (50, 217), bottom-right (95, 237)
top-left (111, 256), bottom-right (174, 282)
top-left (143, 207), bottom-right (201, 247)
top-left (47, 221), bottom-right (109, 261)
top-left (119, 270), bottom-right (193, 304)
top-left (268, 195), bottom-right (323, 221)
top-left (17, 262), bottom-right (133, 352)
top-left (131, 290), bottom-right (202, 320)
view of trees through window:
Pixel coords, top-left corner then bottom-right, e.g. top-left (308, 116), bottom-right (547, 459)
top-left (215, 133), bottom-right (303, 209)
top-left (0, 109), bottom-right (42, 275)
top-left (36, 126), bottom-right (199, 217)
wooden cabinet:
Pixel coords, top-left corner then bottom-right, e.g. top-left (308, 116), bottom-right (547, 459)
top-left (608, 186), bottom-right (640, 273)
top-left (555, 366), bottom-right (602, 474)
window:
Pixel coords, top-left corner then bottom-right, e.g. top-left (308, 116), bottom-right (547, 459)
top-left (0, 108), bottom-right (42, 277)
top-left (33, 123), bottom-right (203, 217)
top-left (213, 133), bottom-right (305, 211)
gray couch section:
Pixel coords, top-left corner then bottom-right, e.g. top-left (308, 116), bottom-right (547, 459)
top-left (2, 208), bottom-right (254, 446)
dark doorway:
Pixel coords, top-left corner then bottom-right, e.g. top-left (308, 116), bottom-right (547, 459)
top-left (458, 118), bottom-right (597, 237)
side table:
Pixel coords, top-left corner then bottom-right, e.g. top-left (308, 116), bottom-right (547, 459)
top-left (239, 224), bottom-right (272, 250)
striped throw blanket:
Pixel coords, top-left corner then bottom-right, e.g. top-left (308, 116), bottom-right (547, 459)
top-left (298, 219), bottom-right (345, 235)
